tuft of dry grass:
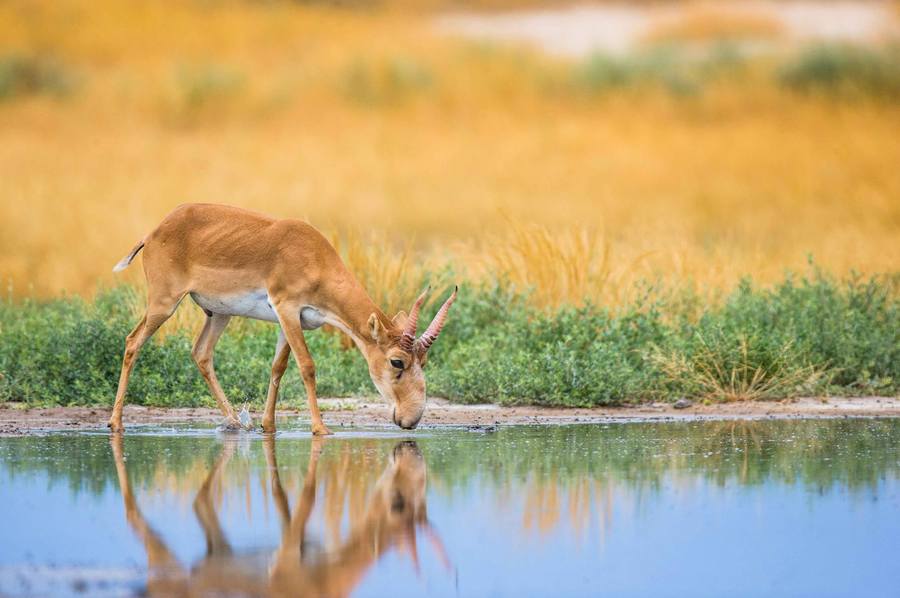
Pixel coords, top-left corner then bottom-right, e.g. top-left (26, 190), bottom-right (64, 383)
top-left (652, 335), bottom-right (824, 402)
top-left (463, 220), bottom-right (656, 308)
top-left (476, 222), bottom-right (614, 308)
top-left (329, 231), bottom-right (432, 317)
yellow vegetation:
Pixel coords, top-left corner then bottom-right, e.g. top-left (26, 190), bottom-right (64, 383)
top-left (1, 0), bottom-right (898, 314)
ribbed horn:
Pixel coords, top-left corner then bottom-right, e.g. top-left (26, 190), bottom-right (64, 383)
top-left (415, 286), bottom-right (457, 353)
top-left (399, 287), bottom-right (429, 352)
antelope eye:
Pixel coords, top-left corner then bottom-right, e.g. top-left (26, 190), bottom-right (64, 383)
top-left (390, 359), bottom-right (405, 370)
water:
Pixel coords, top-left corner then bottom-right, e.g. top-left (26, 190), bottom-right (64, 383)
top-left (0, 419), bottom-right (898, 597)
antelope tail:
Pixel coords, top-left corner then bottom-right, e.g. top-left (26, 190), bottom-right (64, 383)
top-left (112, 239), bottom-right (145, 272)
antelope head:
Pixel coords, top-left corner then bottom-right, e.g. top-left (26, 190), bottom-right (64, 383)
top-left (366, 286), bottom-right (458, 429)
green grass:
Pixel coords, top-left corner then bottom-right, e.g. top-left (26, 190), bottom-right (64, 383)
top-left (340, 56), bottom-right (434, 106)
top-left (4, 43), bottom-right (899, 109)
top-left (162, 63), bottom-right (246, 125)
top-left (779, 43), bottom-right (900, 98)
top-left (571, 44), bottom-right (745, 97)
top-left (0, 270), bottom-right (897, 408)
top-left (569, 43), bottom-right (900, 100)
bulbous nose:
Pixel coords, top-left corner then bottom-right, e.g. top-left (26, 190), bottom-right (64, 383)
top-left (392, 408), bottom-right (420, 430)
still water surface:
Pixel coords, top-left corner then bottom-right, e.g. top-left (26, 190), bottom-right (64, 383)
top-left (0, 419), bottom-right (898, 597)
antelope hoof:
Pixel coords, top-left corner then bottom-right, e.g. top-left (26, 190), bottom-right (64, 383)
top-left (220, 417), bottom-right (243, 432)
top-left (108, 419), bottom-right (124, 433)
top-left (261, 419), bottom-right (276, 434)
top-left (311, 422), bottom-right (333, 436)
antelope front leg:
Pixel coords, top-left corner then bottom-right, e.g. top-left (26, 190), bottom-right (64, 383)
top-left (192, 313), bottom-right (240, 429)
top-left (273, 304), bottom-right (333, 436)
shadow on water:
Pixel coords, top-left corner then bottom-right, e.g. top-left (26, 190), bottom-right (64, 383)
top-left (0, 419), bottom-right (899, 597)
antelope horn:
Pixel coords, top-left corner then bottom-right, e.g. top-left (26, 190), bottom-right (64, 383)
top-left (415, 286), bottom-right (458, 353)
top-left (399, 287), bottom-right (429, 352)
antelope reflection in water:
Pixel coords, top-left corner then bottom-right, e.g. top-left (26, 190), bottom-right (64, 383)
top-left (110, 436), bottom-right (450, 597)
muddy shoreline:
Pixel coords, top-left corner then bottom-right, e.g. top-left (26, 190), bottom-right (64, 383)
top-left (1, 396), bottom-right (898, 436)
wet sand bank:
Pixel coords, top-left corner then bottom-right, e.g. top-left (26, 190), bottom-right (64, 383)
top-left (1, 396), bottom-right (898, 435)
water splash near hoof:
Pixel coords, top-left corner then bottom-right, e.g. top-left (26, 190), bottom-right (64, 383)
top-left (238, 403), bottom-right (253, 429)
top-left (217, 403), bottom-right (254, 432)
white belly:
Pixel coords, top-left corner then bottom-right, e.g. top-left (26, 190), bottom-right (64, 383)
top-left (191, 290), bottom-right (279, 323)
top-left (190, 291), bottom-right (327, 330)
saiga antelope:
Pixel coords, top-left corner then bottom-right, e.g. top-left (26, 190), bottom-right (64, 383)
top-left (109, 203), bottom-right (457, 434)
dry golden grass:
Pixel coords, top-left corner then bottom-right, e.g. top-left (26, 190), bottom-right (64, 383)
top-left (1, 0), bottom-right (898, 313)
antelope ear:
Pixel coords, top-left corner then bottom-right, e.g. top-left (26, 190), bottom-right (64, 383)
top-left (368, 313), bottom-right (383, 342)
top-left (391, 310), bottom-right (409, 329)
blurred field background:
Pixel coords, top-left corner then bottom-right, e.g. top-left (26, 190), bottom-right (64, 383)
top-left (1, 0), bottom-right (898, 318)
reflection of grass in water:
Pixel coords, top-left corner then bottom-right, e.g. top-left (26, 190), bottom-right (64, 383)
top-left (2, 421), bottom-right (897, 542)
top-left (520, 476), bottom-right (612, 544)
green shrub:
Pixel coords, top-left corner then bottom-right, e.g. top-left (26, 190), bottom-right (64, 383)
top-left (164, 63), bottom-right (245, 123)
top-left (571, 43), bottom-right (900, 100)
top-left (571, 45), bottom-right (750, 98)
top-left (573, 54), bottom-right (634, 92)
top-left (0, 271), bottom-right (896, 408)
top-left (0, 286), bottom-right (370, 407)
top-left (340, 56), bottom-right (433, 106)
top-left (779, 44), bottom-right (900, 98)
top-left (428, 289), bottom-right (668, 405)
top-left (658, 273), bottom-right (899, 398)
top-left (0, 53), bottom-right (77, 100)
